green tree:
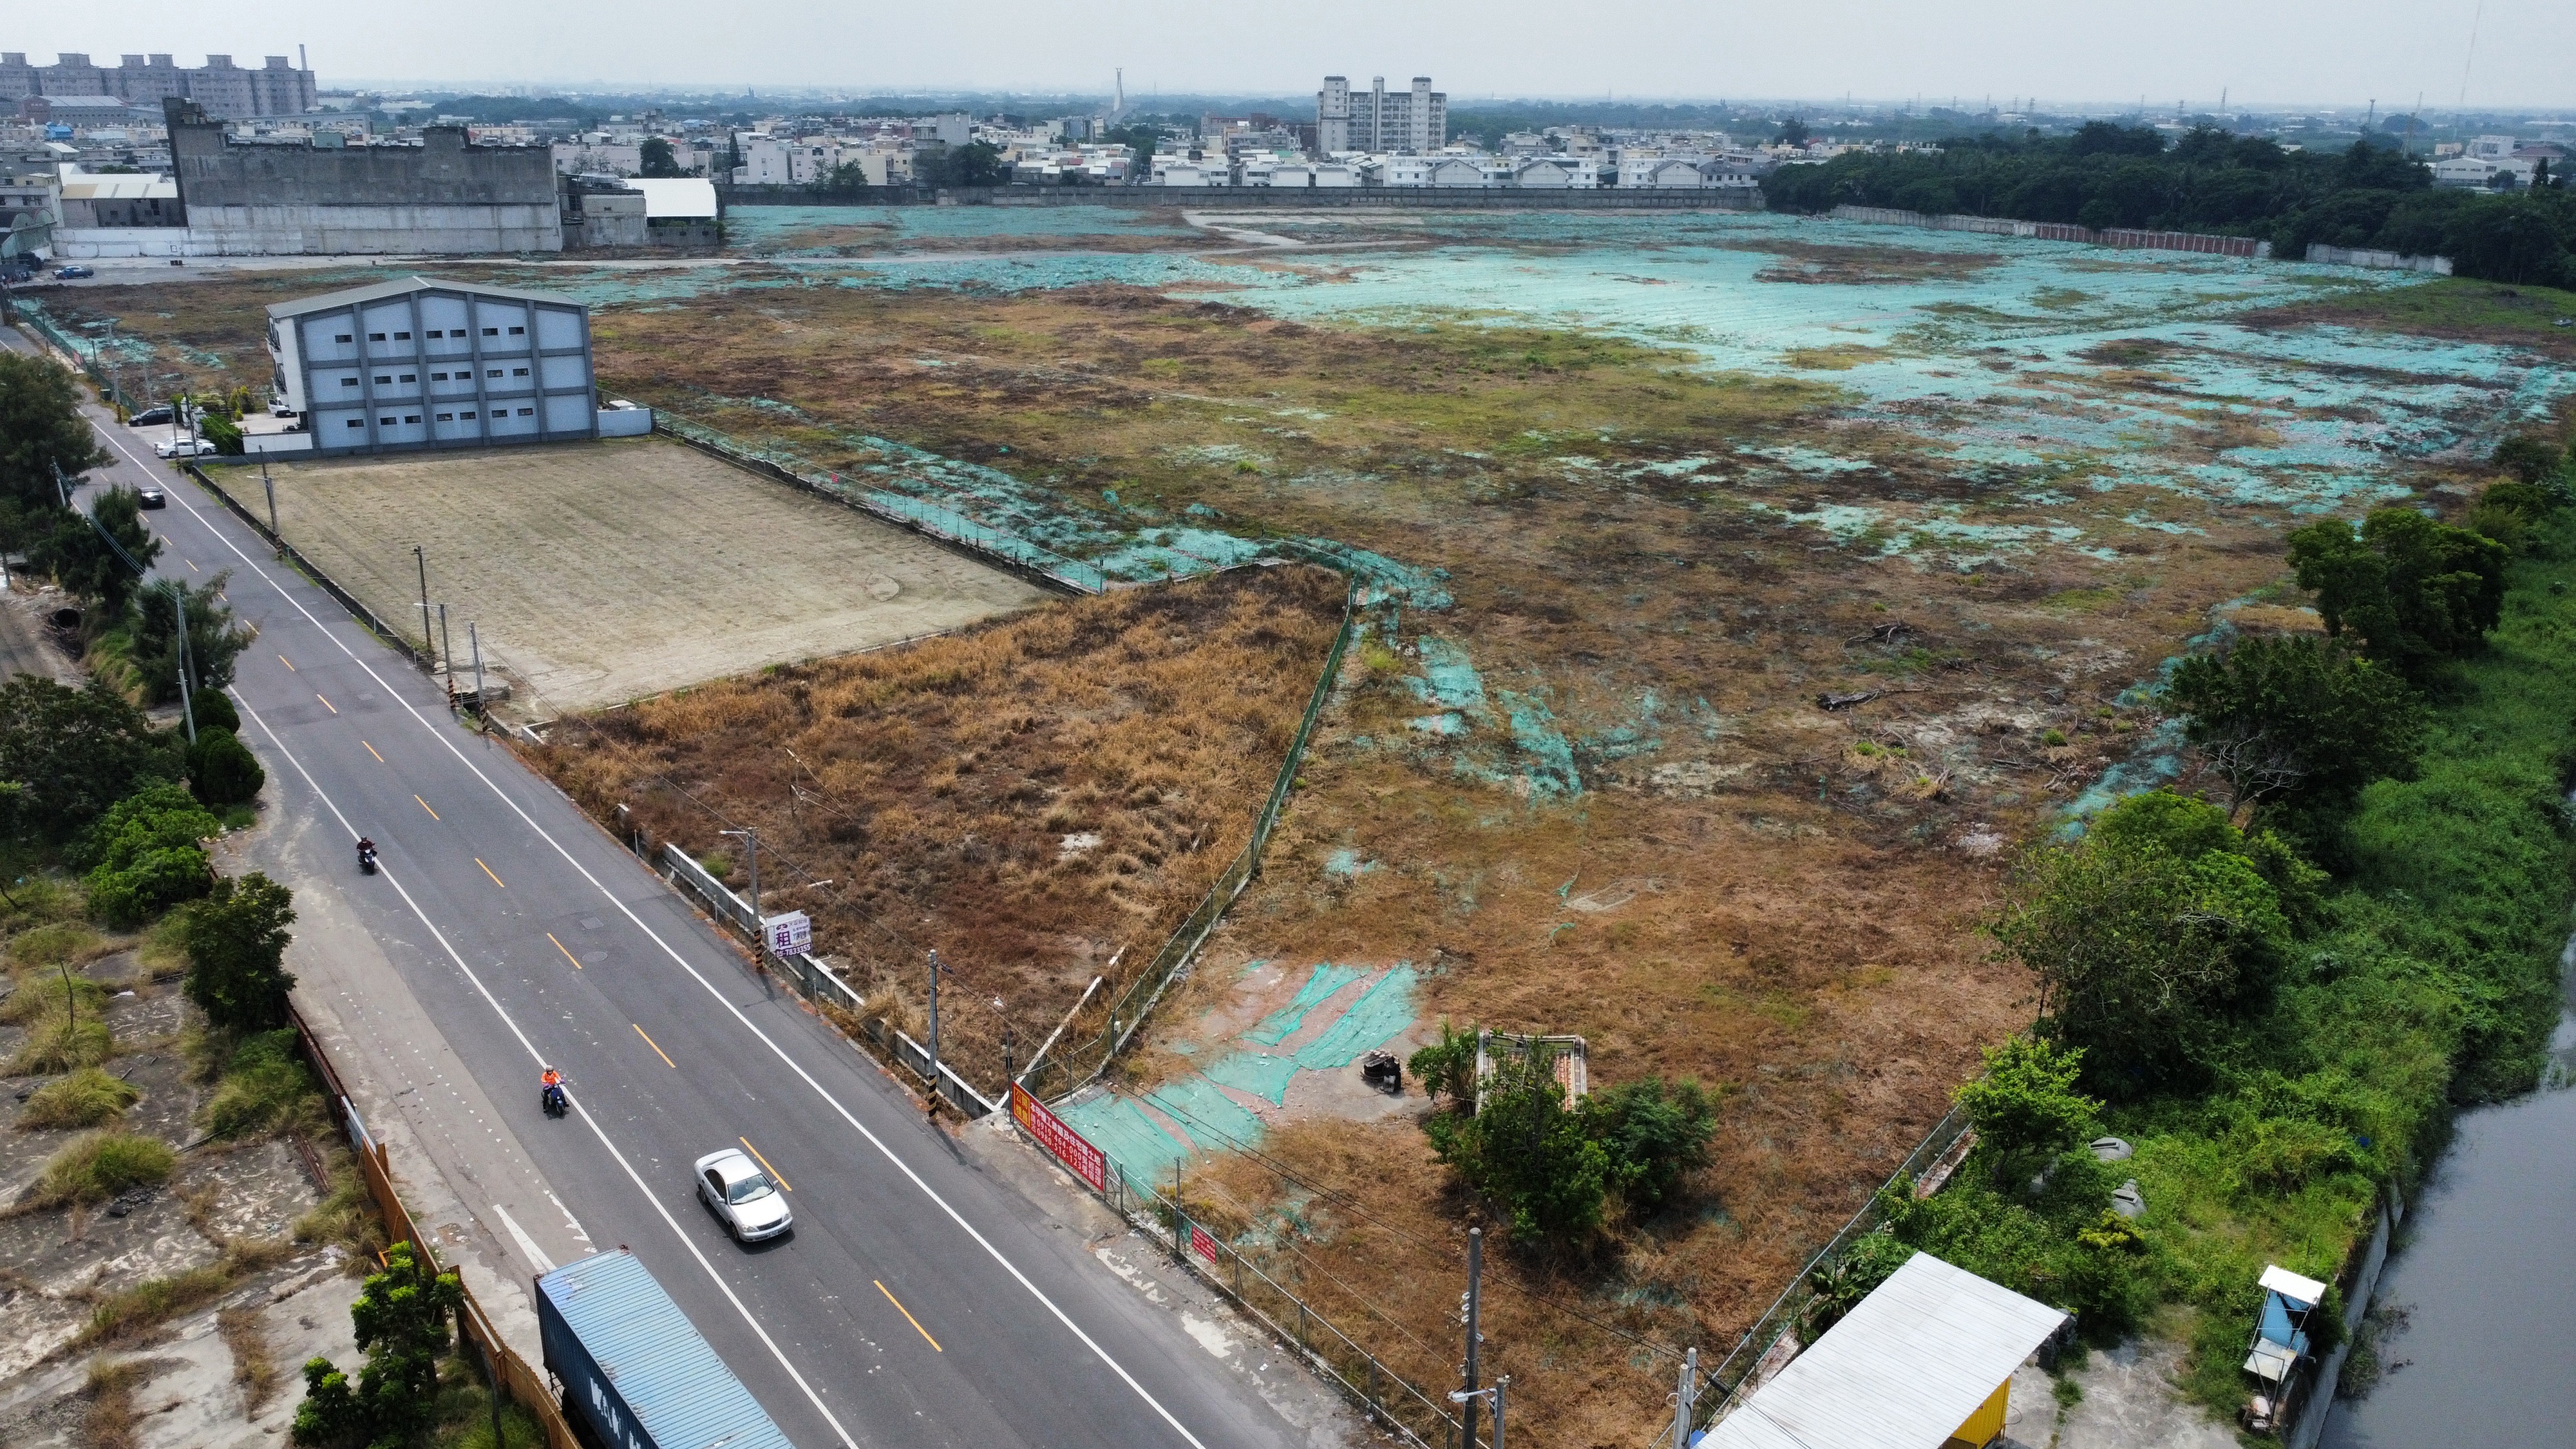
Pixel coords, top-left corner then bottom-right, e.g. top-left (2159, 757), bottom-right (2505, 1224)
top-left (1585, 1076), bottom-right (1717, 1217)
top-left (1423, 1045), bottom-right (1612, 1246)
top-left (639, 136), bottom-right (681, 176)
top-left (1953, 1037), bottom-right (2099, 1160)
top-left (79, 782), bottom-right (220, 927)
top-left (1799, 1227), bottom-right (1915, 1340)
top-left (129, 574), bottom-right (254, 705)
top-left (0, 350), bottom-right (109, 513)
top-left (0, 676), bottom-right (178, 841)
top-left (32, 486), bottom-right (162, 615)
top-left (2490, 433), bottom-right (2563, 486)
top-left (187, 726), bottom-right (265, 806)
top-left (2286, 509), bottom-right (2507, 676)
top-left (920, 140), bottom-right (1009, 188)
top-left (180, 872), bottom-right (296, 1032)
top-left (2161, 634), bottom-right (2427, 810)
top-left (1774, 117), bottom-right (1811, 147)
top-left (1989, 791), bottom-right (2293, 1099)
top-left (292, 1240), bottom-right (462, 1449)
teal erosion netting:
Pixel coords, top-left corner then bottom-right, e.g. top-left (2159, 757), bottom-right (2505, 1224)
top-left (1056, 963), bottom-right (1417, 1190)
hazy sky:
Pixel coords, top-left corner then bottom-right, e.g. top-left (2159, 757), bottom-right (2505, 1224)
top-left (17, 0), bottom-right (2573, 108)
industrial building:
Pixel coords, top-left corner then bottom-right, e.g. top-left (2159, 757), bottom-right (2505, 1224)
top-left (1316, 75), bottom-right (1446, 154)
top-left (0, 51), bottom-right (314, 118)
top-left (167, 98), bottom-right (562, 254)
top-left (262, 276), bottom-right (629, 455)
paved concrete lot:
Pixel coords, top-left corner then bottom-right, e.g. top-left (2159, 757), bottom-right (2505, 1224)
top-left (226, 435), bottom-right (1051, 715)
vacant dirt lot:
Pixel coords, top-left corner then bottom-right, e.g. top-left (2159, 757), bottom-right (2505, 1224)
top-left (224, 437), bottom-right (1051, 715)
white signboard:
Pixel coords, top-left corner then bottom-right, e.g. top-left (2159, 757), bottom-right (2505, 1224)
top-left (764, 911), bottom-right (812, 956)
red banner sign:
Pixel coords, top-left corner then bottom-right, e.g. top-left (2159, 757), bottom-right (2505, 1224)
top-left (1189, 1222), bottom-right (1220, 1266)
top-left (1010, 1082), bottom-right (1107, 1194)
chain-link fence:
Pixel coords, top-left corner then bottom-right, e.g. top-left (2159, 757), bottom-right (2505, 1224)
top-left (1018, 576), bottom-right (1358, 1100)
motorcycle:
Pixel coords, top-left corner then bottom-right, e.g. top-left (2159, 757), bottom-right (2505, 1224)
top-left (541, 1083), bottom-right (567, 1117)
top-left (357, 841), bottom-right (377, 875)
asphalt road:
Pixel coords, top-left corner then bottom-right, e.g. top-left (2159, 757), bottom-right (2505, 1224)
top-left (16, 328), bottom-right (1314, 1449)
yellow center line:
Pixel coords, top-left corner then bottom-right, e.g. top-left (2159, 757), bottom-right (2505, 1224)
top-left (632, 1023), bottom-right (676, 1068)
top-left (317, 693), bottom-right (337, 714)
top-left (475, 857), bottom-right (506, 888)
top-left (546, 931), bottom-right (583, 970)
top-left (361, 740), bottom-right (384, 762)
top-left (414, 794), bottom-right (438, 820)
top-left (185, 558), bottom-right (199, 572)
top-left (874, 1280), bottom-right (942, 1352)
top-left (738, 1137), bottom-right (792, 1192)
top-left (278, 654), bottom-right (295, 671)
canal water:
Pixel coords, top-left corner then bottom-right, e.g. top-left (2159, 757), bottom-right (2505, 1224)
top-left (2319, 936), bottom-right (2576, 1448)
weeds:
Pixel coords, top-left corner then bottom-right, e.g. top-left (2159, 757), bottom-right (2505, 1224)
top-left (73, 1238), bottom-right (298, 1349)
top-left (79, 1357), bottom-right (146, 1449)
top-left (294, 1153), bottom-right (388, 1267)
top-left (9, 1014), bottom-right (117, 1075)
top-left (34, 1130), bottom-right (176, 1208)
top-left (17, 1068), bottom-right (142, 1131)
top-left (217, 1305), bottom-right (279, 1413)
top-left (1, 971), bottom-right (110, 1024)
top-left (200, 1030), bottom-right (322, 1140)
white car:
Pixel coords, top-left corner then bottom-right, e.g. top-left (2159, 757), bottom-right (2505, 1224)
top-left (693, 1148), bottom-right (791, 1242)
top-left (154, 437), bottom-right (212, 459)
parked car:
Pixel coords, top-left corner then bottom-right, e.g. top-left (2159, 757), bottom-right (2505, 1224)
top-left (153, 437), bottom-right (211, 459)
top-left (136, 487), bottom-right (166, 509)
top-left (53, 265), bottom-right (94, 279)
top-left (270, 400), bottom-right (297, 417)
top-left (128, 406), bottom-right (173, 426)
top-left (692, 1148), bottom-right (791, 1243)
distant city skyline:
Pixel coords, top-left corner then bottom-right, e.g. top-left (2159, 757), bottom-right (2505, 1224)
top-left (14, 0), bottom-right (2575, 110)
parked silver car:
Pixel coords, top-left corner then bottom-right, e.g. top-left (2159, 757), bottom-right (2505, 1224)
top-left (693, 1148), bottom-right (791, 1242)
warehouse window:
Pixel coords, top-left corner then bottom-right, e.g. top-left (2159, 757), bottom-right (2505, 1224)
top-left (346, 419), bottom-right (364, 429)
top-left (482, 327), bottom-right (498, 336)
top-left (394, 330), bottom-right (411, 340)
top-left (507, 325), bottom-right (525, 335)
top-left (488, 368), bottom-right (502, 378)
top-left (422, 329), bottom-right (441, 338)
top-left (430, 372), bottom-right (448, 381)
top-left (375, 375), bottom-right (391, 384)
top-left (380, 415), bottom-right (397, 425)
top-left (517, 407), bottom-right (534, 415)
top-left (340, 378), bottom-right (359, 388)
top-left (404, 415), bottom-right (419, 424)
top-left (460, 411), bottom-right (476, 420)
top-left (512, 366), bottom-right (529, 377)
top-left (333, 333), bottom-right (352, 343)
top-left (368, 332), bottom-right (386, 341)
top-left (435, 413), bottom-right (453, 422)
top-left (399, 374), bottom-right (415, 383)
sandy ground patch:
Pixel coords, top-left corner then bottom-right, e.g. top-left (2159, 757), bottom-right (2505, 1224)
top-left (223, 436), bottom-right (1051, 715)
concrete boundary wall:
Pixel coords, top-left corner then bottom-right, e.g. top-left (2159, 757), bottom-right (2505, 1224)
top-left (1830, 204), bottom-right (2272, 259)
top-left (2305, 242), bottom-right (2454, 275)
top-left (184, 202), bottom-right (562, 255)
top-left (721, 182), bottom-right (1761, 211)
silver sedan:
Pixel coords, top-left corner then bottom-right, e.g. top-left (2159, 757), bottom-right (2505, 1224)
top-left (693, 1148), bottom-right (791, 1243)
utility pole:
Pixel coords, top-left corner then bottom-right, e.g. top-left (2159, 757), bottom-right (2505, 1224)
top-left (173, 585), bottom-right (196, 744)
top-left (1674, 1346), bottom-right (1698, 1448)
top-left (468, 622), bottom-right (486, 714)
top-left (1461, 1226), bottom-right (1484, 1449)
top-left (1448, 1376), bottom-right (1507, 1449)
top-left (413, 545), bottom-right (433, 668)
top-left (927, 949), bottom-right (942, 1084)
top-left (437, 602), bottom-right (455, 701)
top-left (719, 827), bottom-right (760, 951)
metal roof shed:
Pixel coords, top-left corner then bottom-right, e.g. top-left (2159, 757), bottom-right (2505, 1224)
top-left (536, 1249), bottom-right (791, 1449)
top-left (1701, 1252), bottom-right (2066, 1449)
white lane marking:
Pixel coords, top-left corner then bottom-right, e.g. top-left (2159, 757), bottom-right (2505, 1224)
top-left (547, 1190), bottom-right (596, 1251)
top-left (236, 695), bottom-right (862, 1449)
top-left (149, 434), bottom-right (1217, 1448)
top-left (494, 1202), bottom-right (558, 1274)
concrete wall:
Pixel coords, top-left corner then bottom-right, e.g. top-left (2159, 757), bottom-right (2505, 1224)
top-left (2306, 243), bottom-right (2454, 275)
top-left (50, 225), bottom-right (204, 258)
top-left (167, 99), bottom-right (563, 253)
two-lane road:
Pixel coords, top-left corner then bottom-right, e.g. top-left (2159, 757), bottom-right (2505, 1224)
top-left (22, 330), bottom-right (1319, 1449)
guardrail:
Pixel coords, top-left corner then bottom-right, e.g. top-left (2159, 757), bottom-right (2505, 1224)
top-left (285, 1001), bottom-right (582, 1449)
top-left (1018, 573), bottom-right (1358, 1102)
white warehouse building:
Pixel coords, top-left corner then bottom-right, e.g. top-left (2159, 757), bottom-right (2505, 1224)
top-left (265, 276), bottom-right (630, 456)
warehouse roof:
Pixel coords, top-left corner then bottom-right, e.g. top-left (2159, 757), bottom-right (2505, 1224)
top-left (61, 172), bottom-right (178, 200)
top-left (265, 273), bottom-right (585, 319)
top-left (1700, 1253), bottom-right (2066, 1449)
top-left (629, 176), bottom-right (717, 219)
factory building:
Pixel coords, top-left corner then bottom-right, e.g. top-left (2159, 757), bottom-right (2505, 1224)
top-left (265, 276), bottom-right (609, 455)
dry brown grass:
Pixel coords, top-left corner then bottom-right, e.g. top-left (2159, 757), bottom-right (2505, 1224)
top-left (533, 565), bottom-right (1345, 1084)
top-left (216, 1305), bottom-right (279, 1414)
top-left (77, 1358), bottom-right (145, 1449)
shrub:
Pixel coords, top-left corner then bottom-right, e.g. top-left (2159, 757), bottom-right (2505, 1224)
top-left (35, 1128), bottom-right (176, 1206)
top-left (6, 920), bottom-right (104, 969)
top-left (1953, 1037), bottom-right (2099, 1162)
top-left (0, 677), bottom-right (180, 842)
top-left (6, 1014), bottom-right (113, 1074)
top-left (2161, 635), bottom-right (2426, 811)
top-left (1799, 1227), bottom-right (1917, 1340)
top-left (2491, 433), bottom-right (2564, 485)
top-left (189, 688), bottom-right (241, 735)
top-left (1587, 1076), bottom-right (1718, 1216)
top-left (204, 1029), bottom-right (315, 1139)
top-left (1423, 1045), bottom-right (1613, 1247)
top-left (1406, 1019), bottom-right (1478, 1106)
top-left (188, 727), bottom-right (266, 806)
top-left (2286, 509), bottom-right (2508, 677)
top-left (16, 1066), bottom-right (141, 1129)
top-left (293, 1241), bottom-right (461, 1449)
top-left (0, 970), bottom-right (106, 1024)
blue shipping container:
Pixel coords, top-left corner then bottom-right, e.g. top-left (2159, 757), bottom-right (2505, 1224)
top-left (536, 1250), bottom-right (793, 1449)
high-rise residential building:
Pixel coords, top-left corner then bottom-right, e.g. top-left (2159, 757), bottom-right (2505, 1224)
top-left (0, 51), bottom-right (316, 119)
top-left (1316, 75), bottom-right (1444, 154)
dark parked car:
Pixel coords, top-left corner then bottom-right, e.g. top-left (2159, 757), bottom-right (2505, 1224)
top-left (128, 406), bottom-right (173, 426)
top-left (53, 265), bottom-right (94, 279)
top-left (136, 487), bottom-right (166, 509)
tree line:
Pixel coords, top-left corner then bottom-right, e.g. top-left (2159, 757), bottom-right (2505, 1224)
top-left (1762, 124), bottom-right (2576, 288)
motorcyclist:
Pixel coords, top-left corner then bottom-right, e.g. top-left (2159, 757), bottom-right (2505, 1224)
top-left (541, 1066), bottom-right (565, 1113)
top-left (355, 836), bottom-right (376, 860)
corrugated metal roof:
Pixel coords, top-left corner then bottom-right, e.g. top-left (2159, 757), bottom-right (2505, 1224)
top-left (265, 273), bottom-right (585, 319)
top-left (1703, 1253), bottom-right (2066, 1449)
top-left (2258, 1264), bottom-right (2327, 1307)
top-left (538, 1251), bottom-right (793, 1449)
top-left (61, 173), bottom-right (178, 200)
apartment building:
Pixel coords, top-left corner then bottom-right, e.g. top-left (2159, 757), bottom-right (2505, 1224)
top-left (0, 52), bottom-right (315, 119)
top-left (1316, 75), bottom-right (1445, 154)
